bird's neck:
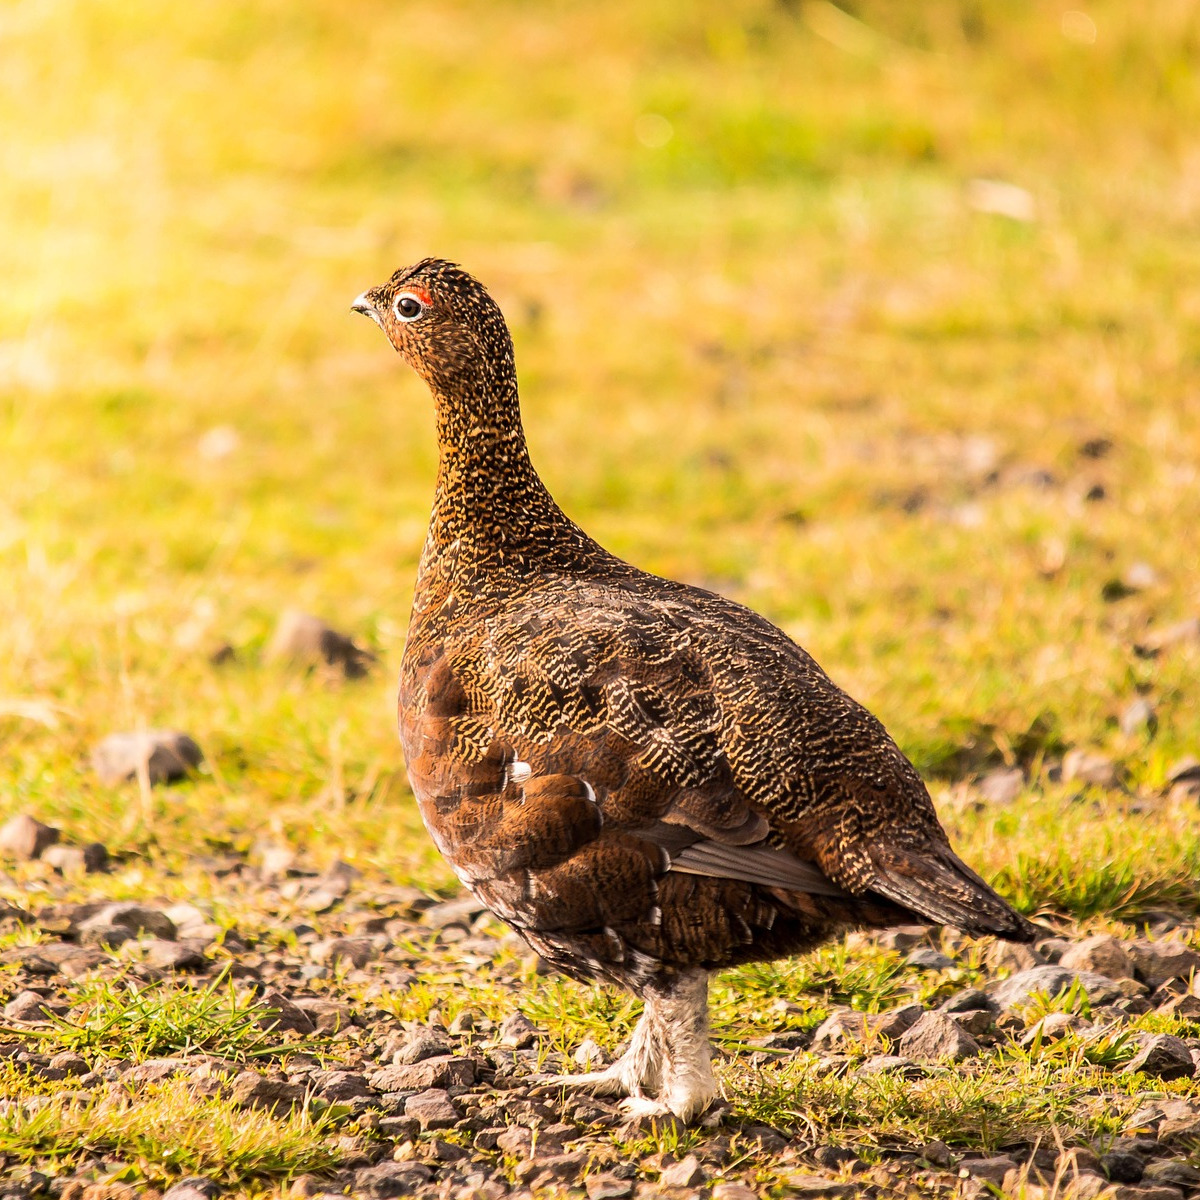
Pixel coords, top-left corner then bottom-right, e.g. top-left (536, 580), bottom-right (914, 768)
top-left (422, 373), bottom-right (594, 585)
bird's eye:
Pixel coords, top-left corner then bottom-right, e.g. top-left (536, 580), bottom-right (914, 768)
top-left (394, 293), bottom-right (425, 321)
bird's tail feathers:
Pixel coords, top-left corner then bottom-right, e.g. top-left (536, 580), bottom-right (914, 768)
top-left (866, 840), bottom-right (1037, 942)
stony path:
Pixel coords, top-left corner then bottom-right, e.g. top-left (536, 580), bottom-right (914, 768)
top-left (1, 847), bottom-right (1199, 1200)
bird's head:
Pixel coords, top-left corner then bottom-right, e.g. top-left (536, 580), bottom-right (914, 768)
top-left (351, 258), bottom-right (515, 397)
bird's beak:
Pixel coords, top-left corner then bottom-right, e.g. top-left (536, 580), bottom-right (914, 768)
top-left (351, 290), bottom-right (383, 329)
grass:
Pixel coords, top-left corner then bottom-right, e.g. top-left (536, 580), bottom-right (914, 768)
top-left (2, 0), bottom-right (1200, 1192)
top-left (11, 970), bottom-right (282, 1064)
top-left (0, 1068), bottom-right (341, 1186)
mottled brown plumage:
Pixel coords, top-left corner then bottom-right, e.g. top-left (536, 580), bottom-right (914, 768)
top-left (352, 259), bottom-right (1035, 1119)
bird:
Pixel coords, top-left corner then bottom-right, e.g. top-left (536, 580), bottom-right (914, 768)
top-left (351, 258), bottom-right (1036, 1122)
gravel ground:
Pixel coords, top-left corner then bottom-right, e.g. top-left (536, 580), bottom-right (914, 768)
top-left (1, 843), bottom-right (1199, 1200)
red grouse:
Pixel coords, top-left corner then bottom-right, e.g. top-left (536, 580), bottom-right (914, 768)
top-left (352, 259), bottom-right (1035, 1121)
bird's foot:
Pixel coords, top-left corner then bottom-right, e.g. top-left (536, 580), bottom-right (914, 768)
top-left (530, 1047), bottom-right (659, 1099)
top-left (533, 970), bottom-right (717, 1123)
top-left (529, 1067), bottom-right (625, 1096)
top-left (627, 1074), bottom-right (717, 1124)
top-left (618, 1094), bottom-right (673, 1121)
top-left (534, 1058), bottom-right (716, 1123)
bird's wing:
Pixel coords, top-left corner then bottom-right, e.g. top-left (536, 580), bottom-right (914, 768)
top-left (636, 820), bottom-right (849, 896)
top-left (407, 579), bottom-right (1031, 944)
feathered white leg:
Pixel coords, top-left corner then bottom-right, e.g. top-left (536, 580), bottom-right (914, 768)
top-left (535, 970), bottom-right (717, 1122)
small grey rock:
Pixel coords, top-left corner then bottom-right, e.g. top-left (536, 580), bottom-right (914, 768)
top-left (979, 768), bottom-right (1023, 805)
top-left (161, 903), bottom-right (213, 938)
top-left (122, 1058), bottom-right (190, 1084)
top-left (711, 1186), bottom-right (761, 1200)
top-left (775, 1176), bottom-right (856, 1199)
top-left (572, 1037), bottom-right (608, 1069)
top-left (872, 1003), bottom-right (925, 1040)
top-left (4, 991), bottom-right (58, 1021)
top-left (1062, 748), bottom-right (1119, 788)
top-left (811, 1010), bottom-right (869, 1051)
top-left (586, 1177), bottom-right (633, 1200)
top-left (368, 1055), bottom-right (475, 1092)
top-left (958, 1157), bottom-right (1018, 1185)
top-left (312, 1070), bottom-right (372, 1101)
top-left (949, 1009), bottom-right (994, 1037)
top-left (79, 923), bottom-right (136, 949)
top-left (898, 1011), bottom-right (980, 1061)
top-left (390, 1031), bottom-right (452, 1065)
top-left (1119, 698), bottom-right (1157, 737)
top-left (989, 964), bottom-right (1121, 1010)
top-left (290, 997), bottom-right (354, 1032)
top-left (1101, 1150), bottom-right (1144, 1183)
top-left (906, 948), bottom-right (953, 970)
top-left (1143, 1160), bottom-right (1200, 1187)
top-left (47, 1052), bottom-right (89, 1077)
top-left (40, 842), bottom-right (109, 875)
top-left (229, 1071), bottom-right (305, 1112)
top-left (352, 1162), bottom-right (432, 1199)
top-left (1020, 1012), bottom-right (1088, 1046)
top-left (92, 729), bottom-right (203, 786)
top-left (257, 990), bottom-right (317, 1034)
top-left (422, 895), bottom-right (487, 930)
top-left (1123, 1034), bottom-right (1195, 1081)
top-left (921, 1140), bottom-right (954, 1167)
top-left (853, 1054), bottom-right (927, 1078)
top-left (660, 1155), bottom-right (703, 1188)
top-left (163, 1179), bottom-right (222, 1200)
top-left (134, 939), bottom-right (207, 971)
top-left (0, 814), bottom-right (59, 861)
top-left (403, 1087), bottom-right (459, 1129)
top-left (940, 987), bottom-right (997, 1014)
top-left (497, 1012), bottom-right (538, 1049)
top-left (79, 903), bottom-right (176, 941)
top-left (985, 940), bottom-right (1044, 972)
top-left (1059, 935), bottom-right (1134, 980)
top-left (871, 925), bottom-right (934, 951)
top-left (1157, 993), bottom-right (1200, 1019)
top-left (311, 936), bottom-right (378, 969)
top-left (516, 1152), bottom-right (589, 1186)
top-left (495, 1125), bottom-right (533, 1157)
top-left (267, 609), bottom-right (373, 678)
top-left (1128, 939), bottom-right (1200, 989)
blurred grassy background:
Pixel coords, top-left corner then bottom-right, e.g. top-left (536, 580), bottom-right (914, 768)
top-left (2, 0), bottom-right (1199, 913)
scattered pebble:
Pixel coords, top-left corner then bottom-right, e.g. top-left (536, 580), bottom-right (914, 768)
top-left (660, 1154), bottom-right (703, 1187)
top-left (267, 609), bottom-right (374, 678)
top-left (229, 1071), bottom-right (305, 1113)
top-left (369, 1055), bottom-right (476, 1092)
top-left (162, 1179), bottom-right (222, 1200)
top-left (78, 903), bottom-right (177, 941)
top-left (1062, 748), bottom-right (1120, 788)
top-left (586, 1176), bottom-right (634, 1200)
top-left (978, 767), bottom-right (1023, 805)
top-left (40, 842), bottom-right (109, 875)
top-left (1119, 698), bottom-right (1157, 737)
top-left (0, 814), bottom-right (60, 861)
top-left (897, 1011), bottom-right (980, 1062)
top-left (91, 729), bottom-right (203, 786)
top-left (403, 1088), bottom-right (460, 1130)
top-left (1060, 934), bottom-right (1135, 980)
top-left (497, 1012), bottom-right (539, 1049)
top-left (989, 964), bottom-right (1122, 1010)
top-left (1123, 1034), bottom-right (1196, 1082)
top-left (1128, 939), bottom-right (1200, 989)
top-left (256, 990), bottom-right (317, 1034)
